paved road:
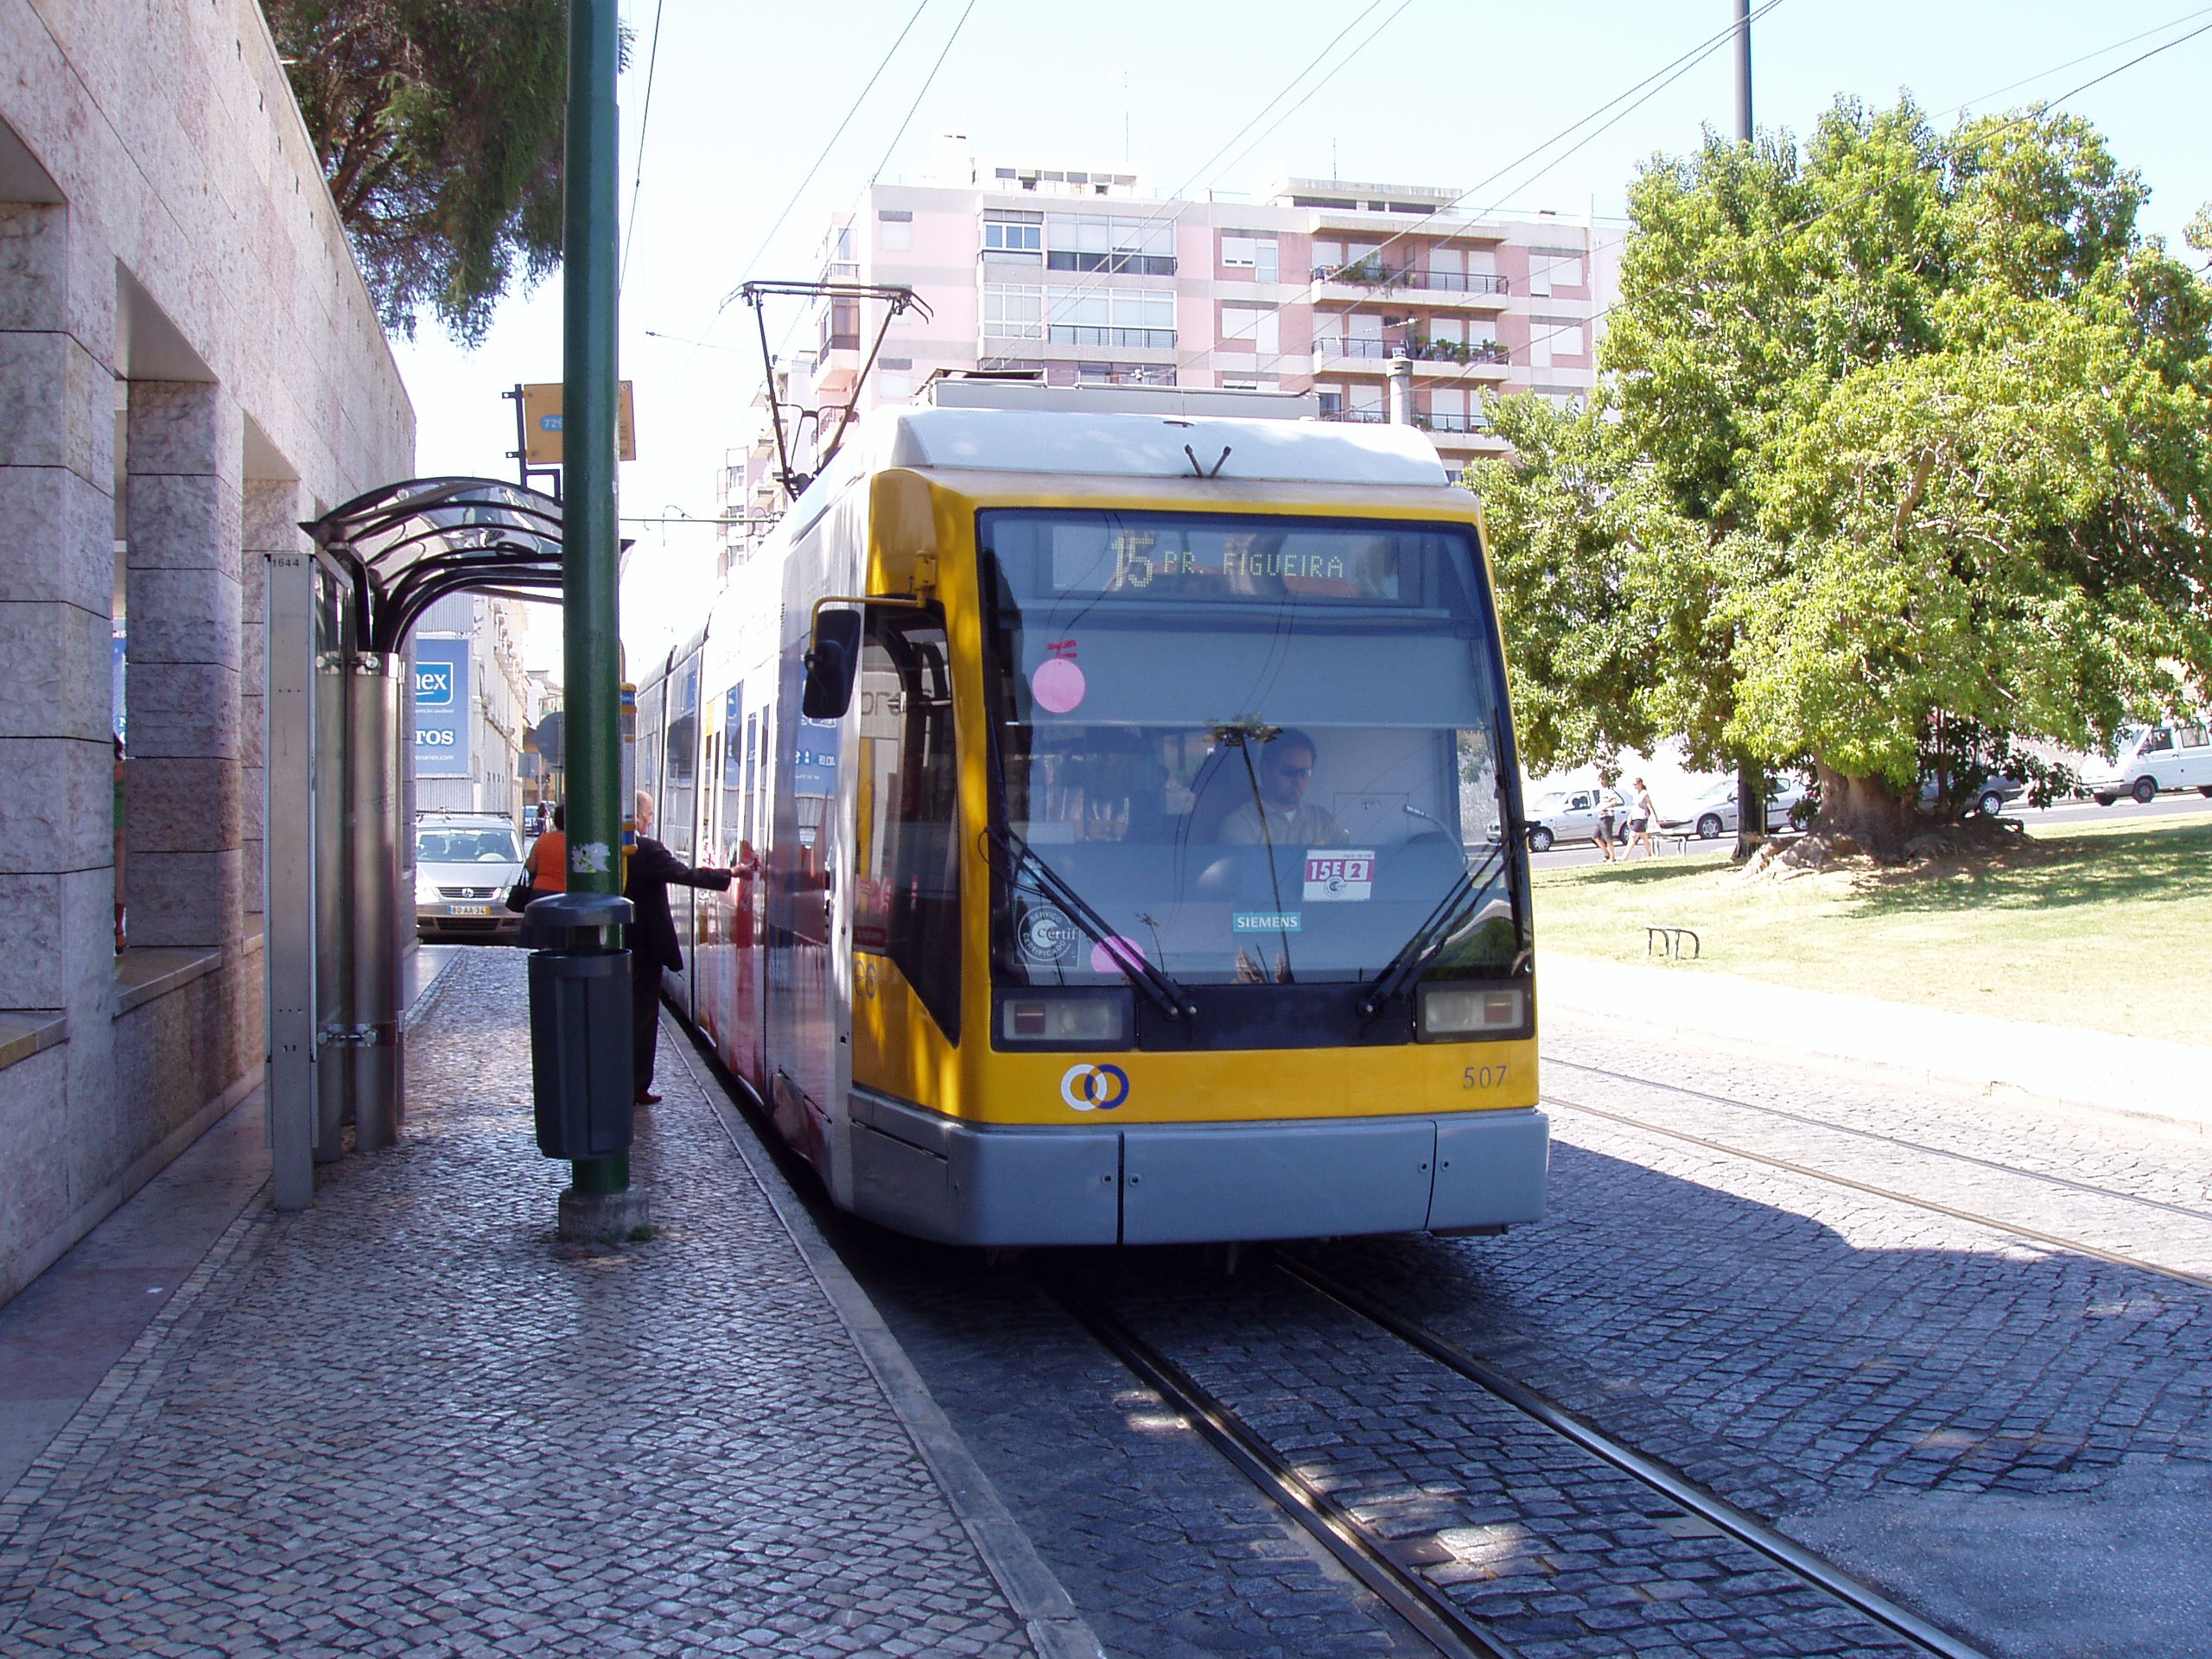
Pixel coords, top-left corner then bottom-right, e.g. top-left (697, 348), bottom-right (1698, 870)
top-left (830, 1015), bottom-right (2212, 1659)
top-left (1528, 787), bottom-right (2212, 870)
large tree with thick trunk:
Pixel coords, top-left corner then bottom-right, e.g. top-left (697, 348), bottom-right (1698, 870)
top-left (1560, 96), bottom-right (2212, 862)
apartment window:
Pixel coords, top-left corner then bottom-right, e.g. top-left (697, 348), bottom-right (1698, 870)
top-left (1221, 233), bottom-right (1279, 283)
top-left (1045, 214), bottom-right (1175, 275)
top-left (982, 283), bottom-right (1045, 339)
top-left (1529, 317), bottom-right (1581, 366)
top-left (1219, 303), bottom-right (1278, 354)
top-left (1431, 247), bottom-right (1465, 279)
top-left (1349, 383), bottom-right (1384, 417)
top-left (822, 299), bottom-right (861, 353)
top-left (875, 372), bottom-right (913, 401)
top-left (879, 208), bottom-right (913, 251)
top-left (983, 209), bottom-right (1044, 264)
top-left (1528, 250), bottom-right (1583, 297)
top-left (1045, 287), bottom-right (1174, 348)
top-left (1314, 238), bottom-right (1384, 280)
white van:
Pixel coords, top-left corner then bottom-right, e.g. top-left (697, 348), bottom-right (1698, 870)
top-left (2080, 722), bottom-right (2212, 805)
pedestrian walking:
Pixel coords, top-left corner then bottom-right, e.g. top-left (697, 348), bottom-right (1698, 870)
top-left (1628, 777), bottom-right (1657, 859)
top-left (523, 803), bottom-right (566, 893)
top-left (1594, 791), bottom-right (1618, 861)
top-left (626, 790), bottom-right (731, 1104)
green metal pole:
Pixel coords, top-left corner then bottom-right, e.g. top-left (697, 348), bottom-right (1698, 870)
top-left (563, 0), bottom-right (627, 1195)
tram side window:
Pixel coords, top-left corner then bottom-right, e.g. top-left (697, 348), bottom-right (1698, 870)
top-left (855, 616), bottom-right (962, 1041)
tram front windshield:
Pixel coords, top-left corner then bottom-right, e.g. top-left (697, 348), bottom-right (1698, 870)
top-left (980, 509), bottom-right (1519, 988)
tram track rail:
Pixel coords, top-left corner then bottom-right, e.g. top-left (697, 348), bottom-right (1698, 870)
top-left (1547, 1057), bottom-right (2212, 1226)
top-left (1544, 1085), bottom-right (2212, 1294)
top-left (1043, 1255), bottom-right (1991, 1659)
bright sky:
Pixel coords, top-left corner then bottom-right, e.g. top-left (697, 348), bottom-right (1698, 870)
top-left (391, 0), bottom-right (2212, 681)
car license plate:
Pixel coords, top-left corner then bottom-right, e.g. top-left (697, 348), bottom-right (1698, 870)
top-left (449, 904), bottom-right (489, 917)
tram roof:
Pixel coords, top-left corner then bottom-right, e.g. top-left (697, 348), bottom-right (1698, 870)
top-left (878, 407), bottom-right (1450, 488)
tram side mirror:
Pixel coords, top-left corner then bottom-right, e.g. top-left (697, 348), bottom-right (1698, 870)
top-left (802, 608), bottom-right (864, 720)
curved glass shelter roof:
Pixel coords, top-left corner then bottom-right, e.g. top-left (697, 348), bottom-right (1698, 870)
top-left (301, 476), bottom-right (564, 653)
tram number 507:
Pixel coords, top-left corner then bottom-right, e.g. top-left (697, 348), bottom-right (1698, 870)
top-left (1461, 1063), bottom-right (1510, 1090)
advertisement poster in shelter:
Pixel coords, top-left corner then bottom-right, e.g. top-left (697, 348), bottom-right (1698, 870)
top-left (413, 637), bottom-right (471, 778)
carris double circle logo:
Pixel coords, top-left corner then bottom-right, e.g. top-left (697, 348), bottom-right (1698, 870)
top-left (1058, 1062), bottom-right (1129, 1112)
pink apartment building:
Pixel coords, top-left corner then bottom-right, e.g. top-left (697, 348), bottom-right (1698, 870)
top-left (720, 154), bottom-right (1622, 558)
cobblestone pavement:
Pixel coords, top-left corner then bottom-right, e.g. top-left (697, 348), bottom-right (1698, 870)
top-left (823, 1219), bottom-right (1433, 1659)
top-left (1313, 1012), bottom-right (2212, 1656)
top-left (0, 950), bottom-right (1035, 1658)
top-left (1544, 1029), bottom-right (2212, 1278)
top-left (818, 1007), bottom-right (2212, 1659)
top-left (1083, 1260), bottom-right (1917, 1659)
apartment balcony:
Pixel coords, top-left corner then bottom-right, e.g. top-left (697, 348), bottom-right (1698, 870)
top-left (1311, 264), bottom-right (1510, 304)
top-left (1046, 251), bottom-right (1177, 276)
top-left (1047, 325), bottom-right (1177, 350)
top-left (1416, 411), bottom-right (1495, 435)
top-left (1317, 408), bottom-right (1498, 439)
top-left (1313, 337), bottom-right (1510, 372)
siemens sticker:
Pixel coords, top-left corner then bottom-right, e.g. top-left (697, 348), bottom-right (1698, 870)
top-left (412, 638), bottom-right (470, 778)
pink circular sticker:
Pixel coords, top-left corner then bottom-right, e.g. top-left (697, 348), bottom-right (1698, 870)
top-left (1031, 657), bottom-right (1086, 715)
top-left (1090, 936), bottom-right (1147, 976)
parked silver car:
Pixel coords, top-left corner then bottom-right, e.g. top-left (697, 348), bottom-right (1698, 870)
top-left (1664, 779), bottom-right (1811, 840)
top-left (1524, 785), bottom-right (1626, 853)
top-left (415, 812), bottom-right (524, 943)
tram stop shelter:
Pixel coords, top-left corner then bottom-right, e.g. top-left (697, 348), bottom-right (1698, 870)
top-left (265, 478), bottom-right (563, 1210)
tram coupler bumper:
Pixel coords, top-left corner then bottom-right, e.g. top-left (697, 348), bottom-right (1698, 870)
top-left (523, 891), bottom-right (637, 1162)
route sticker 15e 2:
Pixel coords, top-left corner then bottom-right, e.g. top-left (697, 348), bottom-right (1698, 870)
top-left (1302, 849), bottom-right (1375, 902)
top-left (1059, 1062), bottom-right (1129, 1112)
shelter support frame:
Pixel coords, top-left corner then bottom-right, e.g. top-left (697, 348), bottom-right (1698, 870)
top-left (264, 479), bottom-right (565, 1209)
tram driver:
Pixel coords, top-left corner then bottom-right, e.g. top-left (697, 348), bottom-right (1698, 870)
top-left (1218, 728), bottom-right (1350, 847)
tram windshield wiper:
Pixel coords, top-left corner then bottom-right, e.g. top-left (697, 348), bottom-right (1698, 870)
top-left (1356, 838), bottom-right (1515, 1020)
top-left (987, 823), bottom-right (1201, 1023)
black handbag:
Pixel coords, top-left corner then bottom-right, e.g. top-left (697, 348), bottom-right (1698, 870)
top-left (505, 881), bottom-right (535, 914)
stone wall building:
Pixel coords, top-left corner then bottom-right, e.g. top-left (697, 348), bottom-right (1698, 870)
top-left (0, 0), bottom-right (413, 1300)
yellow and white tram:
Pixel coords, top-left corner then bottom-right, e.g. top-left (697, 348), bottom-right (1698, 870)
top-left (632, 382), bottom-right (1546, 1246)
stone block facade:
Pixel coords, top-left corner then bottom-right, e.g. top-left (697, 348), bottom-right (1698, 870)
top-left (0, 0), bottom-right (413, 1302)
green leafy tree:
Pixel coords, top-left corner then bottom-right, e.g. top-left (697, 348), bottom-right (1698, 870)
top-left (1496, 97), bottom-right (2212, 861)
top-left (264, 0), bottom-right (568, 344)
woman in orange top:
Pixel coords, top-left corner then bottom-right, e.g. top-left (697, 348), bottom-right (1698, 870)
top-left (524, 803), bottom-right (567, 894)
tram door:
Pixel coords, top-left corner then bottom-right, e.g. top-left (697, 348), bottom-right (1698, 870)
top-left (764, 523), bottom-right (859, 1168)
top-left (731, 702), bottom-right (766, 1090)
top-left (661, 657), bottom-right (701, 1019)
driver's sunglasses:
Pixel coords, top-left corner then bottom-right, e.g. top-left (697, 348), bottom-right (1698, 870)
top-left (1274, 765), bottom-right (1314, 779)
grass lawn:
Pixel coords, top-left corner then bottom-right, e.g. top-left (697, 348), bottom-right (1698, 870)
top-left (1531, 816), bottom-right (2212, 1044)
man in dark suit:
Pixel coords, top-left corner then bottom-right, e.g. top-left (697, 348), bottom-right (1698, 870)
top-left (626, 790), bottom-right (732, 1103)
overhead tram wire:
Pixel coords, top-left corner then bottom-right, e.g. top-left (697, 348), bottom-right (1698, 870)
top-left (1033, 0), bottom-right (1415, 336)
top-left (618, 0), bottom-right (667, 293)
top-left (863, 0), bottom-right (980, 188)
top-left (699, 0), bottom-right (982, 434)
top-left (1505, 10), bottom-right (2212, 382)
top-left (663, 0), bottom-right (938, 389)
top-left (1226, 0), bottom-right (1794, 386)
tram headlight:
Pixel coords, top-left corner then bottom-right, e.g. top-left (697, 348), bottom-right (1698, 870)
top-left (1416, 982), bottom-right (1527, 1041)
